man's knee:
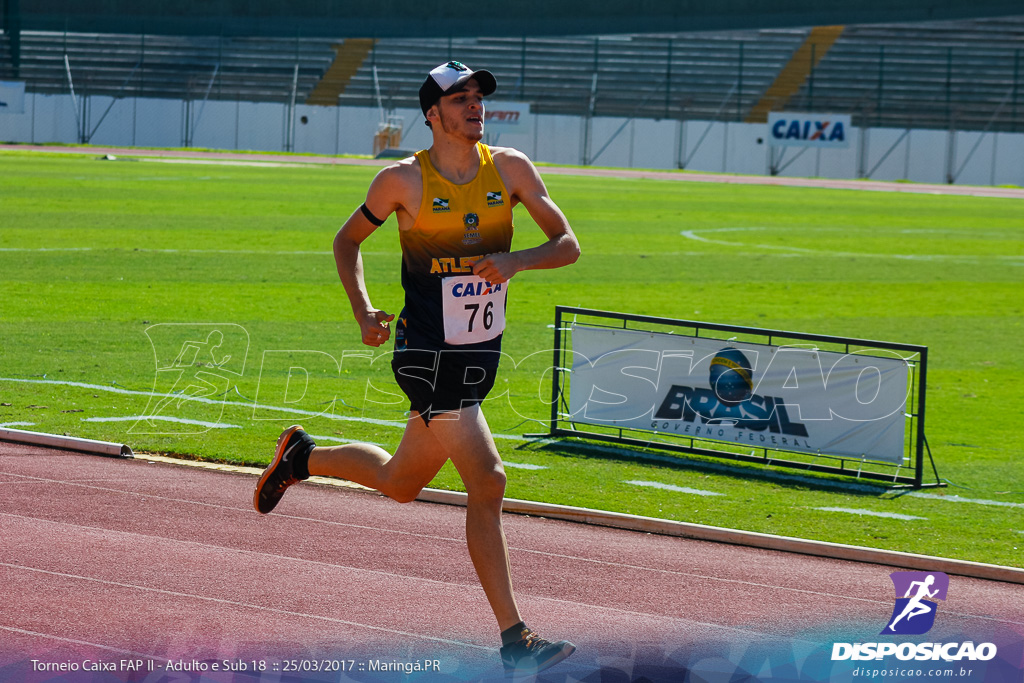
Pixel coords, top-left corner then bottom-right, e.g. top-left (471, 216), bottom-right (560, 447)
top-left (468, 465), bottom-right (507, 501)
top-left (390, 488), bottom-right (421, 504)
top-left (382, 473), bottom-right (427, 504)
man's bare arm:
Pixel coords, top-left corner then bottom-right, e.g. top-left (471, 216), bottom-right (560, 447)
top-left (472, 149), bottom-right (579, 284)
top-left (333, 167), bottom-right (405, 347)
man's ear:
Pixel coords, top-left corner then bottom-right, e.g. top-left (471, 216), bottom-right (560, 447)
top-left (425, 103), bottom-right (440, 128)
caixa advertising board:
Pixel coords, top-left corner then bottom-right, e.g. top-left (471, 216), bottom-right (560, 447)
top-left (767, 111), bottom-right (851, 148)
top-left (567, 325), bottom-right (910, 464)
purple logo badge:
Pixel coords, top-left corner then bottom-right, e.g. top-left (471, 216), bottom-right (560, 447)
top-left (881, 571), bottom-right (949, 635)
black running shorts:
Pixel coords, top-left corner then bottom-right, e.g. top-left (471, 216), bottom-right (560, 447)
top-left (391, 348), bottom-right (499, 425)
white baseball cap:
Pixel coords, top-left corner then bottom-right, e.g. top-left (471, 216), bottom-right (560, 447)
top-left (418, 60), bottom-right (497, 115)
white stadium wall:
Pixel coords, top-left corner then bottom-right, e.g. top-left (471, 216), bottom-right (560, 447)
top-left (1, 92), bottom-right (1022, 187)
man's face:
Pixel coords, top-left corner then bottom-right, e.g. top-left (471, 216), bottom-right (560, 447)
top-left (431, 78), bottom-right (485, 142)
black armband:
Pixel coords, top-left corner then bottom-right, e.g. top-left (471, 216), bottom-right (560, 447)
top-left (360, 203), bottom-right (385, 226)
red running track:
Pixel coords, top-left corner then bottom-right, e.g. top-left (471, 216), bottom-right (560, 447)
top-left (1, 442), bottom-right (1022, 683)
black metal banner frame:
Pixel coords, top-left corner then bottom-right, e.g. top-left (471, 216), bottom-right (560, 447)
top-left (533, 306), bottom-right (943, 489)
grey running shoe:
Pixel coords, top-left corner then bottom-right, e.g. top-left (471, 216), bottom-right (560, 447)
top-left (253, 425), bottom-right (314, 514)
top-left (500, 629), bottom-right (576, 676)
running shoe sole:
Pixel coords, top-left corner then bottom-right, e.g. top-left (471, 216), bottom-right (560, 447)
top-left (502, 640), bottom-right (576, 677)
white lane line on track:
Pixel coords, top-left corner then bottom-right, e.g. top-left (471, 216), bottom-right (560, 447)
top-left (0, 515), bottom-right (805, 643)
top-left (0, 510), bottom-right (471, 592)
top-left (0, 560), bottom-right (492, 652)
top-left (0, 624), bottom-right (161, 660)
top-left (4, 492), bottom-right (1022, 629)
top-left (0, 471), bottom-right (462, 542)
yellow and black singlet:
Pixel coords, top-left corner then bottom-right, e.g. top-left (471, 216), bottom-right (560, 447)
top-left (395, 143), bottom-right (514, 357)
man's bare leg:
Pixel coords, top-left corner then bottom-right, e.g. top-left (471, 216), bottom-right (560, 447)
top-left (306, 406), bottom-right (522, 629)
top-left (306, 413), bottom-right (448, 504)
top-left (426, 405), bottom-right (522, 630)
top-left (424, 408), bottom-right (575, 675)
top-left (254, 412), bottom-right (575, 673)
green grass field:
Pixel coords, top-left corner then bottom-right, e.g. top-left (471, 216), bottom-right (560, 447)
top-left (1, 149), bottom-right (1022, 568)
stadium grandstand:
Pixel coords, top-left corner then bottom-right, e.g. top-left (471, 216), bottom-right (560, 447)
top-left (1, 15), bottom-right (1022, 133)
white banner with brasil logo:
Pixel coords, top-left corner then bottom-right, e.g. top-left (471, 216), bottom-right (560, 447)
top-left (568, 326), bottom-right (910, 464)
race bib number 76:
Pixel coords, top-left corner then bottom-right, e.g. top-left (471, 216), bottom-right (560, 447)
top-left (441, 275), bottom-right (507, 345)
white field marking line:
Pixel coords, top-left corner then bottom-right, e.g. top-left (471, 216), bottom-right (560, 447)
top-left (139, 157), bottom-right (312, 169)
top-left (308, 433), bottom-right (385, 447)
top-left (0, 561), bottom-right (491, 652)
top-left (0, 247), bottom-right (95, 252)
top-left (0, 247), bottom-right (396, 256)
top-left (0, 513), bottom-right (802, 643)
top-left (0, 376), bottom-right (535, 442)
top-left (626, 480), bottom-right (725, 497)
top-left (83, 415), bottom-right (242, 429)
top-left (813, 507), bottom-right (927, 521)
top-left (0, 246), bottom-right (708, 259)
top-left (0, 421), bottom-right (35, 428)
top-left (905, 492), bottom-right (1024, 510)
top-left (680, 227), bottom-right (1024, 263)
top-left (1, 376), bottom-right (408, 430)
top-left (0, 624), bottom-right (162, 661)
top-left (7, 376), bottom-right (1023, 507)
top-left (503, 462), bottom-right (547, 470)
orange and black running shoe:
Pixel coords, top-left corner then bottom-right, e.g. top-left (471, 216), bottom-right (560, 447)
top-left (499, 628), bottom-right (576, 676)
top-left (253, 425), bottom-right (315, 515)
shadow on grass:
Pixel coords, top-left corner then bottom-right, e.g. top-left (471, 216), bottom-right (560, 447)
top-left (513, 435), bottom-right (901, 499)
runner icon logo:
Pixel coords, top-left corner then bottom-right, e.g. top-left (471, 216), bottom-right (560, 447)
top-left (881, 571), bottom-right (949, 635)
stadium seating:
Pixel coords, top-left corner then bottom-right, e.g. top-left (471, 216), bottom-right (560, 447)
top-left (6, 31), bottom-right (337, 103)
top-left (786, 17), bottom-right (1024, 131)
top-left (1, 16), bottom-right (1021, 132)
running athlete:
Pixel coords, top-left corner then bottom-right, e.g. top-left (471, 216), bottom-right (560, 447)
top-left (254, 61), bottom-right (580, 676)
